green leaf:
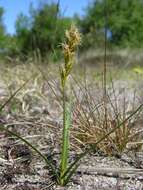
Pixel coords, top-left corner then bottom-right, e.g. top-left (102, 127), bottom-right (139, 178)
top-left (0, 124), bottom-right (59, 182)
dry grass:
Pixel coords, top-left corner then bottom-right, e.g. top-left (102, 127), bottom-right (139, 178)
top-left (0, 53), bottom-right (143, 189)
top-left (0, 61), bottom-right (142, 156)
top-left (69, 73), bottom-right (142, 156)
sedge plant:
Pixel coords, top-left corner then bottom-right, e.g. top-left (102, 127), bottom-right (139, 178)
top-left (59, 24), bottom-right (81, 185)
top-left (0, 24), bottom-right (143, 187)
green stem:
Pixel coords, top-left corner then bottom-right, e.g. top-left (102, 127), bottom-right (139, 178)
top-left (60, 87), bottom-right (67, 184)
top-left (60, 85), bottom-right (71, 185)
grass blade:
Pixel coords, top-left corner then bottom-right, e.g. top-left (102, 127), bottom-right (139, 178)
top-left (0, 78), bottom-right (59, 182)
top-left (63, 163), bottom-right (79, 185)
top-left (0, 124), bottom-right (59, 182)
top-left (0, 79), bottom-right (30, 112)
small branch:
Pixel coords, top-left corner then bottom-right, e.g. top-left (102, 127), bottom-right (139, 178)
top-left (77, 166), bottom-right (143, 175)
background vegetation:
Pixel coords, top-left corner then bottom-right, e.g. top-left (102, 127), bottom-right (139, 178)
top-left (0, 0), bottom-right (143, 61)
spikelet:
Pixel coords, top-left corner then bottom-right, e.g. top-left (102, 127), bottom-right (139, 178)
top-left (60, 24), bottom-right (81, 89)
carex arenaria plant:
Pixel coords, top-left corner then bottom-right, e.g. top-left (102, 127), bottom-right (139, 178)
top-left (59, 24), bottom-right (81, 185)
top-left (0, 24), bottom-right (142, 187)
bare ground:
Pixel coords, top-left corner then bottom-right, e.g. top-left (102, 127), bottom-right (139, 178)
top-left (0, 64), bottom-right (143, 190)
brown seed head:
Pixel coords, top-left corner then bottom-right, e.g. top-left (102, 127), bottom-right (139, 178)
top-left (60, 24), bottom-right (81, 88)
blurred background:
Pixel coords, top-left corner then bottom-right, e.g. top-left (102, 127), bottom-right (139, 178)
top-left (0, 0), bottom-right (143, 67)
